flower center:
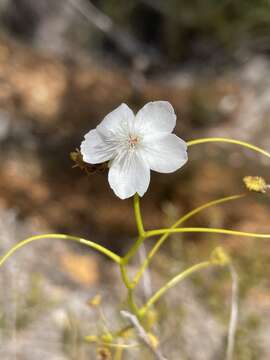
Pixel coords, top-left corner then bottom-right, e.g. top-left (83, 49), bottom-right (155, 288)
top-left (128, 135), bottom-right (140, 149)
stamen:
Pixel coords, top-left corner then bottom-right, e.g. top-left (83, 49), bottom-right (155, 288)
top-left (128, 135), bottom-right (140, 149)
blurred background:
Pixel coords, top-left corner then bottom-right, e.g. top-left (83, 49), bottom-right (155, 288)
top-left (0, 1), bottom-right (269, 359)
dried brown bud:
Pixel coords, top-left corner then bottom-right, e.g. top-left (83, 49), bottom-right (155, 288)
top-left (97, 347), bottom-right (111, 360)
top-left (70, 149), bottom-right (108, 175)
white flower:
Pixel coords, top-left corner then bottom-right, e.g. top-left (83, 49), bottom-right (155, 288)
top-left (80, 101), bottom-right (188, 199)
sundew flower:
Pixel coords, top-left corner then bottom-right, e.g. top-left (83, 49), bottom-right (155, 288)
top-left (80, 101), bottom-right (188, 199)
top-left (243, 176), bottom-right (268, 193)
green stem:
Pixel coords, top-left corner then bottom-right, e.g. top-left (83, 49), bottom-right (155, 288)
top-left (169, 194), bottom-right (245, 226)
top-left (133, 194), bottom-right (245, 285)
top-left (187, 137), bottom-right (270, 158)
top-left (127, 289), bottom-right (140, 317)
top-left (121, 194), bottom-right (146, 266)
top-left (120, 263), bottom-right (139, 316)
top-left (133, 193), bottom-right (145, 237)
top-left (145, 227), bottom-right (270, 239)
top-left (118, 194), bottom-right (147, 317)
top-left (122, 236), bottom-right (145, 265)
top-left (0, 233), bottom-right (121, 266)
top-left (139, 261), bottom-right (212, 317)
top-left (120, 264), bottom-right (132, 289)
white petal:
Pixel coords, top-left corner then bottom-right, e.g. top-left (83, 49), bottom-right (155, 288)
top-left (135, 101), bottom-right (176, 135)
top-left (80, 129), bottom-right (115, 164)
top-left (143, 133), bottom-right (188, 173)
top-left (108, 152), bottom-right (150, 199)
top-left (97, 103), bottom-right (135, 137)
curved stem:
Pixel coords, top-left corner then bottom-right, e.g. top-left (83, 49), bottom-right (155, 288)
top-left (133, 194), bottom-right (245, 285)
top-left (139, 261), bottom-right (212, 317)
top-left (145, 227), bottom-right (270, 239)
top-left (133, 193), bottom-right (145, 237)
top-left (170, 194), bottom-right (245, 226)
top-left (0, 233), bottom-right (121, 266)
top-left (187, 137), bottom-right (270, 158)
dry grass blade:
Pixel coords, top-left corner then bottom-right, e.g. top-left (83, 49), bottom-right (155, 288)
top-left (121, 310), bottom-right (167, 360)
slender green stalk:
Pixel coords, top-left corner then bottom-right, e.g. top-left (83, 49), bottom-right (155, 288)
top-left (120, 264), bottom-right (132, 289)
top-left (145, 227), bottom-right (270, 239)
top-left (0, 233), bottom-right (121, 266)
top-left (139, 261), bottom-right (212, 317)
top-left (133, 194), bottom-right (245, 285)
top-left (121, 193), bottom-right (147, 316)
top-left (122, 236), bottom-right (145, 265)
top-left (187, 137), bottom-right (270, 158)
top-left (127, 289), bottom-right (140, 317)
top-left (121, 194), bottom-right (146, 265)
top-left (169, 194), bottom-right (245, 226)
top-left (120, 264), bottom-right (139, 316)
top-left (114, 345), bottom-right (125, 360)
top-left (133, 193), bottom-right (145, 237)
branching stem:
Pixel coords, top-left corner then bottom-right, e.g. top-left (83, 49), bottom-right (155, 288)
top-left (133, 194), bottom-right (245, 285)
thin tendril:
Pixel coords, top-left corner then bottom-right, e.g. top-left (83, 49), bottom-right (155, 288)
top-left (139, 261), bottom-right (212, 316)
top-left (145, 227), bottom-right (270, 239)
top-left (0, 234), bottom-right (121, 266)
top-left (187, 137), bottom-right (270, 158)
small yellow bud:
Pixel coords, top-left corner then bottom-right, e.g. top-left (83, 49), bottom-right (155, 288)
top-left (88, 294), bottom-right (102, 307)
top-left (243, 176), bottom-right (267, 193)
top-left (147, 332), bottom-right (159, 348)
top-left (210, 246), bottom-right (230, 266)
top-left (101, 333), bottom-right (113, 343)
top-left (84, 334), bottom-right (98, 343)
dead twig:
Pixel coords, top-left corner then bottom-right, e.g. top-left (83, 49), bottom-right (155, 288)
top-left (226, 264), bottom-right (239, 360)
top-left (121, 310), bottom-right (167, 360)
